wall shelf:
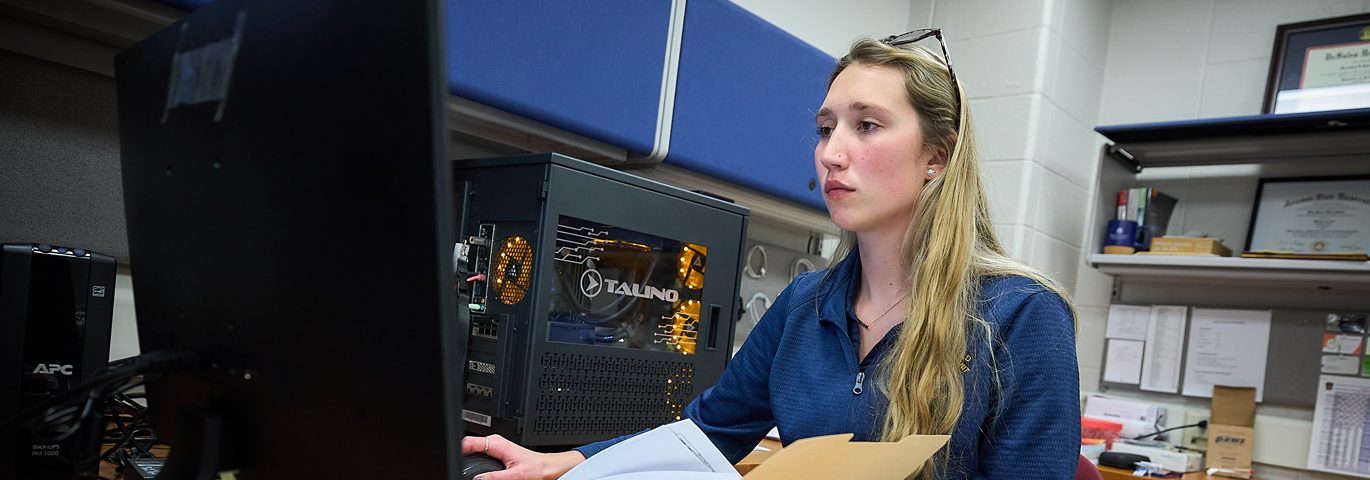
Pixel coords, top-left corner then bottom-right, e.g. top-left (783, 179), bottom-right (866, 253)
top-left (1095, 108), bottom-right (1370, 171)
top-left (1089, 254), bottom-right (1370, 286)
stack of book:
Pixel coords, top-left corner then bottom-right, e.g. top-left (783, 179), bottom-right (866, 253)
top-left (1115, 187), bottom-right (1178, 250)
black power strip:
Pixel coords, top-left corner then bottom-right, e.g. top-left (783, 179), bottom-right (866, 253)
top-left (121, 457), bottom-right (165, 480)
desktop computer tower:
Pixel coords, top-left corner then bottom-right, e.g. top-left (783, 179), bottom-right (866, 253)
top-left (0, 244), bottom-right (116, 480)
top-left (454, 154), bottom-right (748, 447)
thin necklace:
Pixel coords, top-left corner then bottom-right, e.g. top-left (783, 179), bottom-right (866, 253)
top-left (854, 293), bottom-right (910, 329)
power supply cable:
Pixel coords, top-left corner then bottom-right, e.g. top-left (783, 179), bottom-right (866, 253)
top-left (0, 351), bottom-right (199, 432)
top-left (0, 351), bottom-right (200, 476)
top-left (1131, 420), bottom-right (1208, 440)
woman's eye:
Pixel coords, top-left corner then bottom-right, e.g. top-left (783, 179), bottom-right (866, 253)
top-left (857, 121), bottom-right (878, 132)
top-left (816, 126), bottom-right (833, 138)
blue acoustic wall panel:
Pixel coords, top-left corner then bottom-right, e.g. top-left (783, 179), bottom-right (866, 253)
top-left (147, 0), bottom-right (671, 156)
top-left (446, 1), bottom-right (671, 156)
top-left (666, 0), bottom-right (833, 212)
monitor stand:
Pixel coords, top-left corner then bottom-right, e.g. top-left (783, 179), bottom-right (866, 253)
top-left (155, 405), bottom-right (224, 480)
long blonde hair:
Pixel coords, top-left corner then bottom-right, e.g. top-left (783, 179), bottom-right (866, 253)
top-left (825, 38), bottom-right (1076, 479)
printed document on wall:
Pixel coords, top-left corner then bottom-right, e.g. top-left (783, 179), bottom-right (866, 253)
top-left (1307, 375), bottom-right (1370, 478)
top-left (1181, 308), bottom-right (1272, 401)
top-left (1107, 305), bottom-right (1152, 341)
top-left (1140, 306), bottom-right (1188, 393)
top-left (1103, 339), bottom-right (1144, 385)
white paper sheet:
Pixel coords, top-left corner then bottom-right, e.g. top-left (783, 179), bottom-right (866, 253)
top-left (1323, 355), bottom-right (1362, 375)
top-left (1103, 339), bottom-right (1145, 384)
top-left (1140, 305), bottom-right (1188, 393)
top-left (1180, 308), bottom-right (1272, 401)
top-left (1106, 305), bottom-right (1152, 341)
top-left (594, 474), bottom-right (740, 480)
top-left (1307, 375), bottom-right (1370, 478)
top-left (560, 419), bottom-right (741, 480)
top-left (1082, 395), bottom-right (1165, 438)
top-left (1083, 395), bottom-right (1165, 425)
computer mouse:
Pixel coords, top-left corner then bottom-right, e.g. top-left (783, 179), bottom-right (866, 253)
top-left (462, 453), bottom-right (507, 480)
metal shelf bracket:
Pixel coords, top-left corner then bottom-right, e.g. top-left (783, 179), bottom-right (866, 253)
top-left (1106, 144), bottom-right (1142, 173)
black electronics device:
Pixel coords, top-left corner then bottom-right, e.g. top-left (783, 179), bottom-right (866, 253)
top-left (460, 454), bottom-right (505, 480)
top-left (123, 457), bottom-right (166, 480)
top-left (452, 154), bottom-right (749, 447)
top-left (114, 0), bottom-right (463, 478)
top-left (1099, 451), bottom-right (1150, 470)
top-left (0, 244), bottom-right (116, 480)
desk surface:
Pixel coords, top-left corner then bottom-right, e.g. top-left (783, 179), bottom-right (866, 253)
top-left (736, 438), bottom-right (783, 475)
top-left (101, 440), bottom-right (1269, 479)
top-left (92, 442), bottom-right (1274, 480)
top-left (97, 440), bottom-right (779, 478)
top-left (1097, 465), bottom-right (1266, 480)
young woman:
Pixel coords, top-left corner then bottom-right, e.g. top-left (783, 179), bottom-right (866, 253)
top-left (464, 32), bottom-right (1081, 480)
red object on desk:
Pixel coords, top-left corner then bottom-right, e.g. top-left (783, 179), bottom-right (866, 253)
top-left (1081, 417), bottom-right (1124, 449)
top-left (1077, 455), bottom-right (1103, 480)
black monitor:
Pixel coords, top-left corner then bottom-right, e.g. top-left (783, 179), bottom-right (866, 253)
top-left (114, 0), bottom-right (463, 478)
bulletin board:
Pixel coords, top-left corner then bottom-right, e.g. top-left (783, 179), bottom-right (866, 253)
top-left (1098, 306), bottom-right (1349, 408)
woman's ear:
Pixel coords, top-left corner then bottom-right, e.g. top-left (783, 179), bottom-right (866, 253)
top-left (930, 149), bottom-right (949, 168)
top-left (925, 149), bottom-right (948, 178)
top-left (935, 134), bottom-right (956, 167)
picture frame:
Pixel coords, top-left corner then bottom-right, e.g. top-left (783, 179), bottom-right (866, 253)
top-left (1244, 175), bottom-right (1370, 254)
top-left (1262, 13), bottom-right (1370, 114)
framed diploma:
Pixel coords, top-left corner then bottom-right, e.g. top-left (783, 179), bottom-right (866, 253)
top-left (1262, 13), bottom-right (1370, 114)
top-left (1245, 175), bottom-right (1370, 254)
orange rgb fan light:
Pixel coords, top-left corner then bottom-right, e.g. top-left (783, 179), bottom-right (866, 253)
top-left (493, 236), bottom-right (533, 305)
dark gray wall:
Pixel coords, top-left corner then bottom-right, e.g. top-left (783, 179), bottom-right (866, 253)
top-left (0, 48), bottom-right (128, 262)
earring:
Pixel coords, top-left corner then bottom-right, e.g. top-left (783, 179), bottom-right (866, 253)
top-left (927, 169), bottom-right (937, 176)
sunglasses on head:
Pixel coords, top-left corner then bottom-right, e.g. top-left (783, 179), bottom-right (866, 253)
top-left (880, 29), bottom-right (961, 113)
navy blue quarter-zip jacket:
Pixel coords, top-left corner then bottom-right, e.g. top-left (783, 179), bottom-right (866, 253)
top-left (575, 250), bottom-right (1080, 479)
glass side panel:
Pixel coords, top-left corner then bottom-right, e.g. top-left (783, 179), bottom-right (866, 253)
top-left (547, 215), bottom-right (706, 354)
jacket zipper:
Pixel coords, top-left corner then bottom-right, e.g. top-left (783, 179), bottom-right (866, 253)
top-left (853, 370), bottom-right (865, 395)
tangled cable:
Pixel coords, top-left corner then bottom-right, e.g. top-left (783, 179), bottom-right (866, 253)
top-left (100, 389), bottom-right (160, 473)
top-left (0, 351), bottom-right (201, 474)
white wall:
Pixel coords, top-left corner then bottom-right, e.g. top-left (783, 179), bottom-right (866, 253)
top-left (1099, 0), bottom-right (1370, 124)
top-left (730, 0), bottom-right (913, 57)
top-left (914, 0), bottom-right (1113, 296)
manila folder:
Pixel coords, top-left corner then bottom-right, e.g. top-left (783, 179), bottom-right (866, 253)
top-left (744, 434), bottom-right (950, 480)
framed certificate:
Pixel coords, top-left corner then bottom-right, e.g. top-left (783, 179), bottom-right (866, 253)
top-left (1262, 13), bottom-right (1370, 114)
top-left (1245, 175), bottom-right (1370, 254)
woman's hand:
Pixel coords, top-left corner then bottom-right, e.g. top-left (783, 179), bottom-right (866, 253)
top-left (461, 434), bottom-right (586, 480)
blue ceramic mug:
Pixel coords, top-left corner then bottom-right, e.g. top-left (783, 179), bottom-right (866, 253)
top-left (1104, 219), bottom-right (1150, 254)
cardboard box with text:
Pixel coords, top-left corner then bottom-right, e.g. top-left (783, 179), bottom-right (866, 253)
top-left (1206, 386), bottom-right (1256, 478)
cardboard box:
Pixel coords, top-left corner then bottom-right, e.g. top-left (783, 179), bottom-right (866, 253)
top-left (1109, 442), bottom-right (1204, 472)
top-left (1206, 386), bottom-right (1257, 478)
top-left (742, 434), bottom-right (949, 479)
top-left (1147, 237), bottom-right (1233, 257)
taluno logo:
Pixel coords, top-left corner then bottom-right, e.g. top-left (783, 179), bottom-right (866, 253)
top-left (580, 268), bottom-right (680, 302)
top-left (580, 269), bottom-right (603, 298)
top-left (603, 278), bottom-right (679, 302)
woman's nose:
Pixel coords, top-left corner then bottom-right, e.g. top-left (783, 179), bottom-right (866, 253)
top-left (816, 131), bottom-right (849, 170)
